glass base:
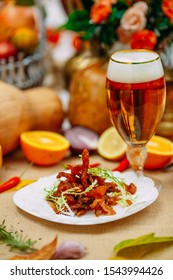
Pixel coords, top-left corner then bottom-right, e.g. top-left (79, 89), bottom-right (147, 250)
top-left (148, 176), bottom-right (163, 193)
top-left (124, 168), bottom-right (163, 193)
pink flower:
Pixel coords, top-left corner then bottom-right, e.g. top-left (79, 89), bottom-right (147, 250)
top-left (116, 26), bottom-right (133, 44)
top-left (120, 4), bottom-right (147, 32)
top-left (133, 1), bottom-right (148, 14)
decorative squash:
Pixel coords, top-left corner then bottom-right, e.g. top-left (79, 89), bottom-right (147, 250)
top-left (0, 82), bottom-right (31, 155)
top-left (24, 87), bottom-right (64, 132)
top-left (0, 82), bottom-right (64, 155)
top-left (68, 61), bottom-right (112, 134)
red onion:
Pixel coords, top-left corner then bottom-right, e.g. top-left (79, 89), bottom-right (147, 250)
top-left (53, 240), bottom-right (86, 259)
top-left (64, 126), bottom-right (99, 155)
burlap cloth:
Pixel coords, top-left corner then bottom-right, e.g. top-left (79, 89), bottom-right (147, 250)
top-left (0, 150), bottom-right (173, 260)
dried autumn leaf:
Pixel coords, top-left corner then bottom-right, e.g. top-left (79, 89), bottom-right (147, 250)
top-left (10, 236), bottom-right (57, 260)
top-left (113, 233), bottom-right (173, 260)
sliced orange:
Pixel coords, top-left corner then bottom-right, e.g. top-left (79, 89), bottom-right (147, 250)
top-left (20, 131), bottom-right (70, 166)
top-left (97, 127), bottom-right (127, 160)
top-left (145, 135), bottom-right (173, 170)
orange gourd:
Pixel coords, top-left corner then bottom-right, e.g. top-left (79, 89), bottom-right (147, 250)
top-left (68, 62), bottom-right (111, 134)
top-left (0, 82), bottom-right (64, 155)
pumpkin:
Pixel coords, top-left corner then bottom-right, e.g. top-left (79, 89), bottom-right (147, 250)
top-left (24, 87), bottom-right (64, 132)
top-left (0, 82), bottom-right (64, 155)
top-left (67, 61), bottom-right (112, 134)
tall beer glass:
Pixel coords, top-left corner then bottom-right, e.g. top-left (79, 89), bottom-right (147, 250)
top-left (106, 50), bottom-right (166, 185)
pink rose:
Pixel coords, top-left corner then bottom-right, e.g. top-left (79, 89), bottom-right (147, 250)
top-left (120, 6), bottom-right (147, 32)
top-left (133, 1), bottom-right (148, 14)
top-left (116, 26), bottom-right (133, 44)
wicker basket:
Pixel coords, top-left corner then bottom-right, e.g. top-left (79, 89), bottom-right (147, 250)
top-left (0, 38), bottom-right (46, 90)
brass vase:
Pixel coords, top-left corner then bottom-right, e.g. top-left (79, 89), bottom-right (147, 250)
top-left (64, 39), bottom-right (107, 88)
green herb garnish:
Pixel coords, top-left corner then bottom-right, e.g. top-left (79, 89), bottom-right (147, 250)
top-left (0, 220), bottom-right (37, 252)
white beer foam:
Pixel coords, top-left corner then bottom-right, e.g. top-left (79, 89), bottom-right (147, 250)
top-left (107, 50), bottom-right (164, 83)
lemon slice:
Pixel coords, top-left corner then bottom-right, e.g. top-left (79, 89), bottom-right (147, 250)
top-left (97, 127), bottom-right (127, 160)
top-left (20, 131), bottom-right (70, 166)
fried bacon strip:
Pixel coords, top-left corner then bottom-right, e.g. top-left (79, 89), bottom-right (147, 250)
top-left (48, 149), bottom-right (137, 217)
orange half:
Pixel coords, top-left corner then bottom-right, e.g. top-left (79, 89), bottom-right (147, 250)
top-left (20, 131), bottom-right (70, 166)
top-left (145, 135), bottom-right (173, 170)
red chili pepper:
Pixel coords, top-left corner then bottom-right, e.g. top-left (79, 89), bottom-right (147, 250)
top-left (112, 157), bottom-right (129, 172)
top-left (0, 163), bottom-right (33, 194)
top-left (0, 176), bottom-right (20, 193)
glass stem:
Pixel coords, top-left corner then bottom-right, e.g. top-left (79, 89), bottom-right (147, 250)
top-left (126, 145), bottom-right (147, 177)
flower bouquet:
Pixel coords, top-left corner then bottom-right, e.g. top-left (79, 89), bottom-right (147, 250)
top-left (62, 0), bottom-right (173, 50)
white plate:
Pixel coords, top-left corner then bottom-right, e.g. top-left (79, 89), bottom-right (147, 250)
top-left (13, 171), bottom-right (159, 225)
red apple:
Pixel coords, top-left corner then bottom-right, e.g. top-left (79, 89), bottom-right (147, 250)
top-left (0, 41), bottom-right (17, 59)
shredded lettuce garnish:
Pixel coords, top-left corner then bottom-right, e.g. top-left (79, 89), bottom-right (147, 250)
top-left (45, 180), bottom-right (97, 216)
top-left (45, 167), bottom-right (137, 216)
top-left (88, 167), bottom-right (136, 207)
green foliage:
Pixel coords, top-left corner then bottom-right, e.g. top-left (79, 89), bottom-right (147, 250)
top-left (81, 0), bottom-right (93, 11)
top-left (114, 233), bottom-right (173, 259)
top-left (15, 0), bottom-right (35, 6)
top-left (65, 10), bottom-right (90, 32)
top-left (0, 220), bottom-right (37, 252)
